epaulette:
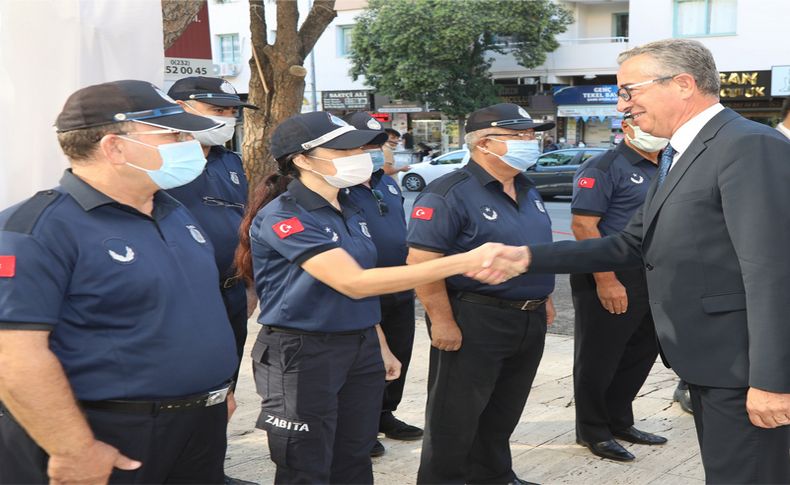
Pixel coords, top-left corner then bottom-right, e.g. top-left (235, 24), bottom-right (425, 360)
top-left (424, 170), bottom-right (470, 197)
top-left (2, 190), bottom-right (61, 234)
top-left (583, 149), bottom-right (619, 173)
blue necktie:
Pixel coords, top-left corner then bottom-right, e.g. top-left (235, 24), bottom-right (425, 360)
top-left (657, 144), bottom-right (675, 187)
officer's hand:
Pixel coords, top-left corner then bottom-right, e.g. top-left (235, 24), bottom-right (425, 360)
top-left (246, 287), bottom-right (258, 319)
top-left (48, 439), bottom-right (141, 485)
top-left (430, 321), bottom-right (462, 352)
top-left (227, 391), bottom-right (237, 421)
top-left (746, 387), bottom-right (790, 428)
top-left (465, 243), bottom-right (528, 284)
top-left (596, 278), bottom-right (628, 314)
top-left (546, 297), bottom-right (556, 326)
top-left (381, 346), bottom-right (402, 381)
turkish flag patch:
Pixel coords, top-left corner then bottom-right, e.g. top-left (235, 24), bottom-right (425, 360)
top-left (272, 217), bottom-right (305, 239)
top-left (0, 256), bottom-right (16, 277)
top-left (411, 206), bottom-right (434, 221)
top-left (577, 177), bottom-right (596, 189)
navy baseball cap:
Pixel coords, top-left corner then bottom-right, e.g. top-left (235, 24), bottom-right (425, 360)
top-left (55, 80), bottom-right (221, 133)
top-left (168, 76), bottom-right (259, 109)
top-left (343, 112), bottom-right (386, 132)
top-left (465, 103), bottom-right (555, 133)
top-left (270, 112), bottom-right (388, 162)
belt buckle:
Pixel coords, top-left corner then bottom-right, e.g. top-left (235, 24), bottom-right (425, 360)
top-left (520, 300), bottom-right (532, 311)
top-left (205, 386), bottom-right (230, 407)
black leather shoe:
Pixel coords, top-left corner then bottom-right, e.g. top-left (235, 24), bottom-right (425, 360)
top-left (370, 439), bottom-right (385, 457)
top-left (674, 383), bottom-right (693, 414)
top-left (612, 426), bottom-right (668, 445)
top-left (224, 475), bottom-right (259, 485)
top-left (509, 477), bottom-right (540, 485)
top-left (379, 412), bottom-right (423, 441)
top-left (577, 438), bottom-right (635, 462)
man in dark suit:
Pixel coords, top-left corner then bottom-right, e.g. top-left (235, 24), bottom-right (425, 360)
top-left (472, 39), bottom-right (790, 483)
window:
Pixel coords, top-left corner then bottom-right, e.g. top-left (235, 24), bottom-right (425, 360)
top-left (537, 151), bottom-right (576, 167)
top-left (582, 150), bottom-right (605, 163)
top-left (337, 26), bottom-right (354, 57)
top-left (674, 0), bottom-right (737, 37)
top-left (435, 151), bottom-right (466, 165)
top-left (218, 34), bottom-right (241, 64)
top-left (612, 13), bottom-right (629, 39)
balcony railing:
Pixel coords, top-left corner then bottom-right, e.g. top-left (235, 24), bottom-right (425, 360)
top-left (558, 36), bottom-right (629, 44)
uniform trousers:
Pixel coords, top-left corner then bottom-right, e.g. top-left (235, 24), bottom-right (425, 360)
top-left (417, 297), bottom-right (547, 484)
top-left (688, 385), bottom-right (790, 484)
top-left (570, 271), bottom-right (658, 443)
top-left (0, 399), bottom-right (227, 484)
top-left (379, 293), bottom-right (416, 415)
top-left (252, 325), bottom-right (385, 484)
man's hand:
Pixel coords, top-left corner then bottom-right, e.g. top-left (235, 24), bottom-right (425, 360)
top-left (227, 391), bottom-right (237, 421)
top-left (246, 287), bottom-right (258, 319)
top-left (430, 320), bottom-right (462, 352)
top-left (464, 244), bottom-right (530, 284)
top-left (546, 296), bottom-right (556, 326)
top-left (48, 440), bottom-right (141, 485)
top-left (595, 276), bottom-right (628, 314)
top-left (746, 387), bottom-right (790, 428)
top-left (381, 345), bottom-right (402, 381)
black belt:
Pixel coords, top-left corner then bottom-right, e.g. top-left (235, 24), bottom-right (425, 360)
top-left (263, 325), bottom-right (369, 337)
top-left (221, 276), bottom-right (240, 289)
top-left (456, 291), bottom-right (547, 311)
top-left (80, 385), bottom-right (231, 415)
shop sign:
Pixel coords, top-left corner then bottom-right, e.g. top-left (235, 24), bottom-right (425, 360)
top-left (771, 66), bottom-right (790, 97)
top-left (719, 71), bottom-right (771, 100)
top-left (496, 84), bottom-right (536, 106)
top-left (557, 105), bottom-right (620, 119)
top-left (553, 85), bottom-right (619, 105)
top-left (321, 90), bottom-right (372, 110)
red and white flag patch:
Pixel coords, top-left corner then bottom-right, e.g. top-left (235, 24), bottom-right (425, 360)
top-left (0, 255), bottom-right (16, 277)
top-left (577, 177), bottom-right (596, 189)
top-left (411, 206), bottom-right (434, 221)
top-left (272, 217), bottom-right (305, 239)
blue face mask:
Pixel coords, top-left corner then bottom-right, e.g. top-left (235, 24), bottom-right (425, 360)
top-left (366, 149), bottom-right (385, 172)
top-left (482, 139), bottom-right (541, 171)
top-left (121, 138), bottom-right (207, 189)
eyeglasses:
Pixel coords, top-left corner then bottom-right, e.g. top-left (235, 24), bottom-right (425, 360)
top-left (487, 132), bottom-right (536, 140)
top-left (202, 196), bottom-right (245, 209)
top-left (371, 189), bottom-right (389, 216)
top-left (121, 129), bottom-right (193, 142)
top-left (617, 75), bottom-right (676, 101)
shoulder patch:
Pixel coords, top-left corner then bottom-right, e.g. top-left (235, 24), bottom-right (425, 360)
top-left (424, 170), bottom-right (470, 197)
top-left (2, 190), bottom-right (61, 234)
top-left (583, 149), bottom-right (619, 173)
top-left (272, 217), bottom-right (305, 239)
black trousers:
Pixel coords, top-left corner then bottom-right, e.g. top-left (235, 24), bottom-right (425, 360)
top-left (0, 401), bottom-right (227, 484)
top-left (221, 282), bottom-right (248, 386)
top-left (251, 325), bottom-right (385, 484)
top-left (379, 294), bottom-right (416, 415)
top-left (570, 272), bottom-right (658, 443)
top-left (417, 298), bottom-right (547, 485)
top-left (688, 385), bottom-right (790, 484)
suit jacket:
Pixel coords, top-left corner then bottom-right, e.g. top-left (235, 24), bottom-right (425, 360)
top-left (531, 108), bottom-right (790, 392)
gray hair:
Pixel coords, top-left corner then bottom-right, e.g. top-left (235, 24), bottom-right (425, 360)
top-left (617, 39), bottom-right (720, 97)
top-left (465, 128), bottom-right (501, 151)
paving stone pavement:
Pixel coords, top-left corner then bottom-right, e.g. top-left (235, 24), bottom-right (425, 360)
top-left (226, 286), bottom-right (703, 484)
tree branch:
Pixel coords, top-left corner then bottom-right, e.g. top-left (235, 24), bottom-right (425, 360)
top-left (276, 0), bottom-right (300, 47)
top-left (298, 0), bottom-right (337, 58)
top-left (161, 0), bottom-right (206, 50)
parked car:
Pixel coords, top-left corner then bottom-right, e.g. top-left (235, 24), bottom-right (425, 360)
top-left (398, 147), bottom-right (608, 196)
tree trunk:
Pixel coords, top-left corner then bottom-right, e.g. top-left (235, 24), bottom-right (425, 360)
top-left (242, 0), bottom-right (336, 191)
top-left (161, 0), bottom-right (206, 50)
top-left (457, 116), bottom-right (466, 147)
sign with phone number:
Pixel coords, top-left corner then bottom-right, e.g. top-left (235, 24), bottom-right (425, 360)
top-left (164, 57), bottom-right (215, 80)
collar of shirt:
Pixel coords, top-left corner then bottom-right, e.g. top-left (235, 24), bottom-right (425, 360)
top-left (464, 159), bottom-right (533, 194)
top-left (59, 169), bottom-right (180, 219)
top-left (370, 168), bottom-right (385, 186)
top-left (287, 178), bottom-right (360, 217)
top-left (668, 103), bottom-right (725, 168)
top-left (617, 142), bottom-right (650, 165)
top-left (776, 122), bottom-right (790, 140)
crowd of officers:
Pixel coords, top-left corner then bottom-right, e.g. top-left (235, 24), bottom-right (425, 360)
top-left (0, 69), bottom-right (736, 485)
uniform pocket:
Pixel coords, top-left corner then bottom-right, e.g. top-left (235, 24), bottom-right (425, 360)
top-left (701, 292), bottom-right (746, 314)
top-left (257, 411), bottom-right (326, 474)
top-left (251, 340), bottom-right (269, 364)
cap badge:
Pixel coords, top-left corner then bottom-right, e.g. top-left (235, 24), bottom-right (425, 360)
top-left (367, 119), bottom-right (382, 130)
top-left (220, 81), bottom-right (236, 94)
top-left (481, 205), bottom-right (498, 221)
top-left (187, 225), bottom-right (207, 244)
top-left (518, 107), bottom-right (530, 118)
top-left (359, 221), bottom-right (372, 238)
top-left (329, 114), bottom-right (349, 127)
top-left (230, 171), bottom-right (240, 185)
top-left (630, 173), bottom-right (644, 184)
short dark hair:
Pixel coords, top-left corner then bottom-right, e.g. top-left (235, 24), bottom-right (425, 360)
top-left (56, 122), bottom-right (132, 162)
top-left (384, 128), bottom-right (401, 138)
top-left (782, 98), bottom-right (790, 122)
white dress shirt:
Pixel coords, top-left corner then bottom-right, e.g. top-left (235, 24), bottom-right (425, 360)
top-left (776, 122), bottom-right (790, 140)
top-left (668, 103), bottom-right (725, 170)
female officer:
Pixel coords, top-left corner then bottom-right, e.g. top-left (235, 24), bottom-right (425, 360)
top-left (234, 111), bottom-right (524, 484)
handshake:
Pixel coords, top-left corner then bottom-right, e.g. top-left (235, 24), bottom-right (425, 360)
top-left (463, 243), bottom-right (532, 285)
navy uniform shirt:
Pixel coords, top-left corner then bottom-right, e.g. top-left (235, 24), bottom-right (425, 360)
top-left (407, 160), bottom-right (555, 300)
top-left (0, 171), bottom-right (238, 401)
top-left (572, 142), bottom-right (658, 236)
top-left (166, 145), bottom-right (248, 281)
top-left (250, 179), bottom-right (380, 332)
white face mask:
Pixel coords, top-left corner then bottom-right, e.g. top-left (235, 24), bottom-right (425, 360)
top-left (624, 121), bottom-right (669, 153)
top-left (307, 152), bottom-right (373, 188)
top-left (192, 115), bottom-right (237, 146)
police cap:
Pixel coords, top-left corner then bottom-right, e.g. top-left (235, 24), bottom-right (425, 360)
top-left (343, 112), bottom-right (385, 132)
top-left (271, 112), bottom-right (388, 162)
top-left (55, 80), bottom-right (221, 133)
top-left (465, 103), bottom-right (555, 133)
top-left (168, 76), bottom-right (259, 110)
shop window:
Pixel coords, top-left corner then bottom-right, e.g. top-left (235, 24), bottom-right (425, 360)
top-left (674, 0), bottom-right (737, 37)
top-left (337, 26), bottom-right (354, 57)
top-left (218, 34), bottom-right (241, 64)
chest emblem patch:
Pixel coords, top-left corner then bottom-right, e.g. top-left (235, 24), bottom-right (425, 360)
top-left (229, 171), bottom-right (241, 185)
top-left (387, 184), bottom-right (399, 195)
top-left (534, 200), bottom-right (547, 213)
top-left (186, 225), bottom-right (207, 244)
top-left (103, 238), bottom-right (136, 264)
top-left (272, 217), bottom-right (305, 239)
top-left (359, 222), bottom-right (372, 238)
top-left (481, 206), bottom-right (498, 221)
top-left (324, 226), bottom-right (339, 243)
top-left (630, 173), bottom-right (644, 184)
